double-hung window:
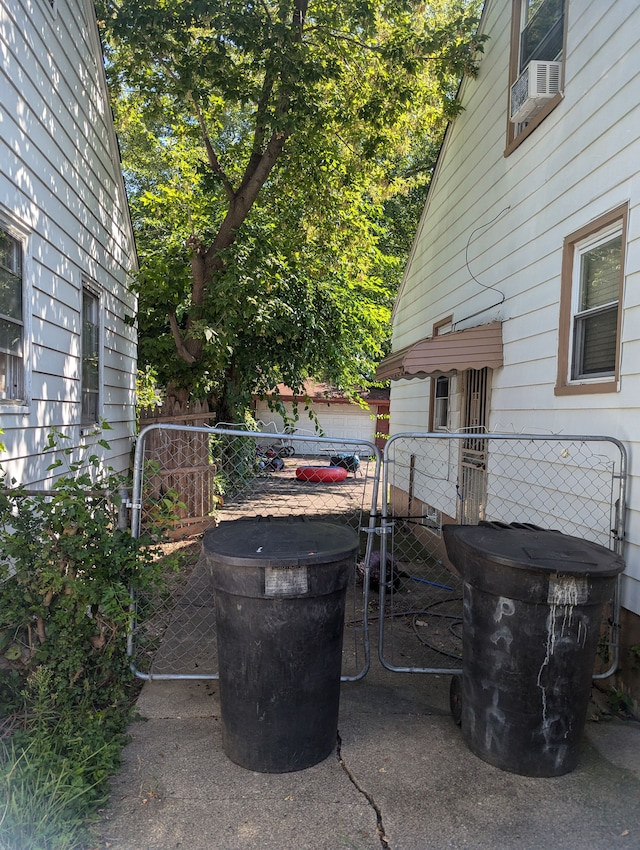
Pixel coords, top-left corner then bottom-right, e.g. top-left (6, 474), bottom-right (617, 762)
top-left (432, 376), bottom-right (450, 431)
top-left (519, 0), bottom-right (564, 71)
top-left (429, 318), bottom-right (452, 431)
top-left (81, 285), bottom-right (101, 426)
top-left (507, 0), bottom-right (567, 152)
top-left (556, 205), bottom-right (627, 395)
top-left (571, 232), bottom-right (621, 380)
top-left (0, 226), bottom-right (25, 403)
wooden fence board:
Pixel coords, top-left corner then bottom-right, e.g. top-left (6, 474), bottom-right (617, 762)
top-left (140, 399), bottom-right (218, 536)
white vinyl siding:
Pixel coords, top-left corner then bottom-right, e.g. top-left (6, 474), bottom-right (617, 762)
top-left (389, 0), bottom-right (640, 614)
top-left (0, 0), bottom-right (137, 485)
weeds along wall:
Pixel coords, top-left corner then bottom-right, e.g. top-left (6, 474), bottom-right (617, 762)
top-left (0, 431), bottom-right (166, 849)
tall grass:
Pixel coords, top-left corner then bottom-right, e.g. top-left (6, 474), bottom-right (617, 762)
top-left (0, 730), bottom-right (114, 850)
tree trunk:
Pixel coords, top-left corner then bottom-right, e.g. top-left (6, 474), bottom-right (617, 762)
top-left (170, 0), bottom-right (309, 375)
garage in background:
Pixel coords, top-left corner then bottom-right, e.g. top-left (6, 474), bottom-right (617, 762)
top-left (254, 382), bottom-right (389, 449)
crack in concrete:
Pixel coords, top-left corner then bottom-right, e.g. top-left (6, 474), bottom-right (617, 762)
top-left (336, 731), bottom-right (390, 850)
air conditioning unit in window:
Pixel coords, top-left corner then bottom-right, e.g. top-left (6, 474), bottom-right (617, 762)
top-left (510, 60), bottom-right (562, 124)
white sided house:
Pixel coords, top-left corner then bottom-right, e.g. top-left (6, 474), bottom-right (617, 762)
top-left (0, 0), bottom-right (137, 484)
top-left (378, 1), bottom-right (640, 653)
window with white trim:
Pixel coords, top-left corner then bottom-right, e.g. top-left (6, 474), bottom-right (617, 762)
top-left (429, 317), bottom-right (451, 431)
top-left (432, 376), bottom-right (450, 431)
top-left (0, 227), bottom-right (25, 402)
top-left (556, 205), bottom-right (627, 396)
top-left (571, 228), bottom-right (621, 380)
top-left (519, 0), bottom-right (564, 72)
top-left (81, 286), bottom-right (101, 425)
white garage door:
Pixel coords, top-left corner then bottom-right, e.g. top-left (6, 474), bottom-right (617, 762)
top-left (254, 400), bottom-right (375, 444)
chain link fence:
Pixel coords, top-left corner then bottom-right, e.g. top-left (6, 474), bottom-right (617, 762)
top-left (128, 425), bottom-right (382, 681)
top-left (128, 427), bottom-right (626, 686)
top-left (378, 433), bottom-right (627, 677)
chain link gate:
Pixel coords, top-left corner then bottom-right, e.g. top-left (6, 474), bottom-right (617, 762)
top-left (128, 425), bottom-right (382, 682)
top-left (128, 427), bottom-right (627, 687)
top-left (378, 433), bottom-right (627, 678)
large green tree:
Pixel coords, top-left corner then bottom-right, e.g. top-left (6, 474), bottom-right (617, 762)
top-left (98, 0), bottom-right (485, 420)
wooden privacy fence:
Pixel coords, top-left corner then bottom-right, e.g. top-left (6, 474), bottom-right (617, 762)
top-left (139, 398), bottom-right (217, 536)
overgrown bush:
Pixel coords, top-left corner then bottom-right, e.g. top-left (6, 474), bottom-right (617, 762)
top-left (0, 429), bottom-right (162, 849)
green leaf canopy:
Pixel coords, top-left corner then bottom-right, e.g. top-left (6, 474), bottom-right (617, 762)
top-left (97, 0), bottom-right (485, 418)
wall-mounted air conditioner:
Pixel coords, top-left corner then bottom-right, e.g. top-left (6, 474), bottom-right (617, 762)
top-left (510, 60), bottom-right (562, 124)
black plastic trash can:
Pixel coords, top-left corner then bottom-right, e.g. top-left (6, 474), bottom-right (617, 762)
top-left (203, 516), bottom-right (359, 773)
top-left (443, 523), bottom-right (625, 777)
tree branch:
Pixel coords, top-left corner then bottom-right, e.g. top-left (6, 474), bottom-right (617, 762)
top-left (301, 24), bottom-right (379, 51)
top-left (258, 0), bottom-right (272, 24)
top-left (207, 125), bottom-right (289, 265)
top-left (293, 0), bottom-right (308, 33)
top-left (191, 96), bottom-right (236, 202)
top-left (210, 1), bottom-right (307, 255)
top-left (238, 71), bottom-right (276, 194)
top-left (168, 312), bottom-right (197, 364)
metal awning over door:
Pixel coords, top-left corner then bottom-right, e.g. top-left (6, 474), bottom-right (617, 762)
top-left (376, 322), bottom-right (503, 381)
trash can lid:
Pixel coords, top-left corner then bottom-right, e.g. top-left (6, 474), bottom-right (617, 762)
top-left (203, 516), bottom-right (359, 568)
top-left (443, 524), bottom-right (625, 578)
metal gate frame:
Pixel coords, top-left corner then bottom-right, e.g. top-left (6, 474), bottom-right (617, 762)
top-left (128, 424), bottom-right (383, 682)
top-left (377, 432), bottom-right (627, 680)
top-left (127, 427), bottom-right (628, 684)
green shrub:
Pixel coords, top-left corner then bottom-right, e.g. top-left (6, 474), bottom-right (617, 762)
top-left (0, 429), bottom-right (162, 849)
